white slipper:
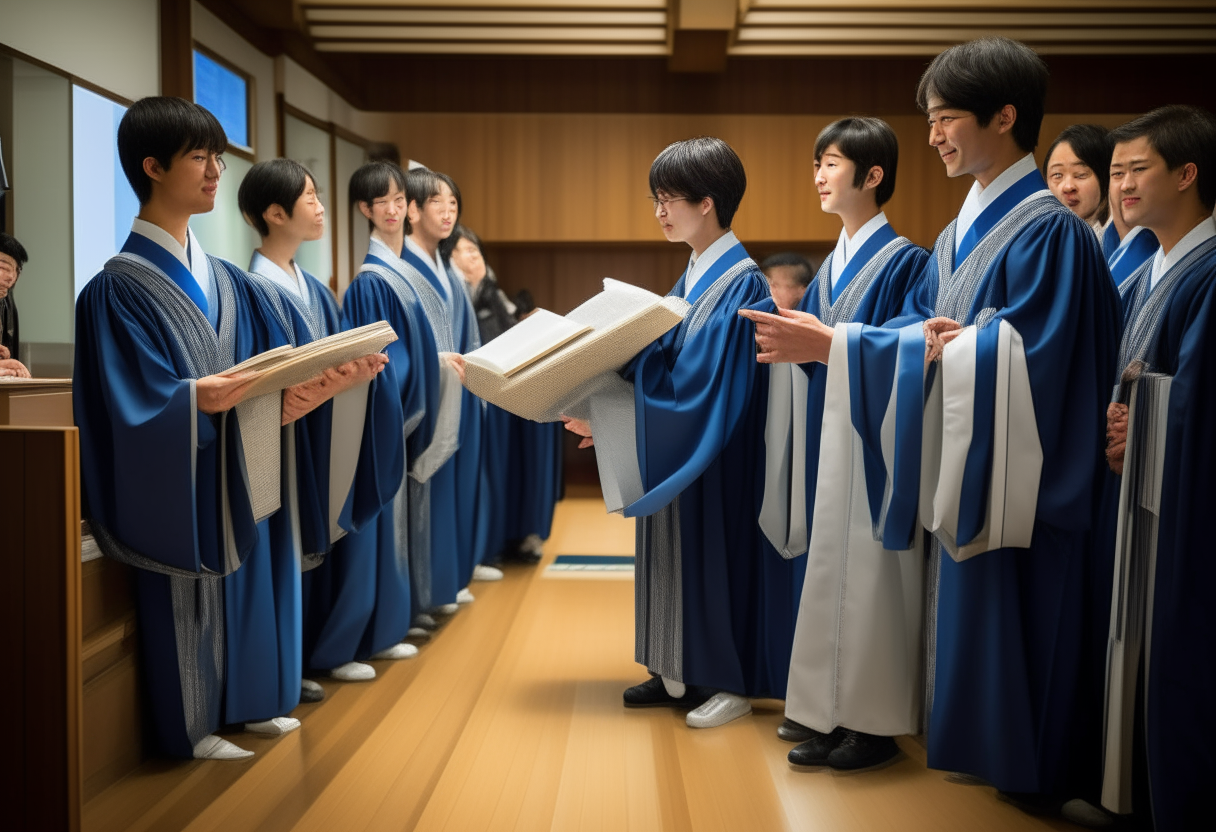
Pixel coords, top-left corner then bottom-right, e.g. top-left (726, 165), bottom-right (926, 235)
top-left (413, 614), bottom-right (439, 630)
top-left (472, 564), bottom-right (503, 581)
top-left (193, 735), bottom-right (254, 760)
top-left (686, 692), bottom-right (752, 729)
top-left (369, 642), bottom-right (418, 660)
top-left (330, 661), bottom-right (376, 681)
top-left (406, 627), bottom-right (432, 638)
top-left (456, 588), bottom-right (475, 603)
top-left (434, 603), bottom-right (460, 615)
top-left (522, 533), bottom-right (544, 555)
top-left (245, 717), bottom-right (301, 736)
top-left (300, 678), bottom-right (325, 702)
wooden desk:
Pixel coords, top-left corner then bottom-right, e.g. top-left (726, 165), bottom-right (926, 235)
top-left (0, 378), bottom-right (73, 427)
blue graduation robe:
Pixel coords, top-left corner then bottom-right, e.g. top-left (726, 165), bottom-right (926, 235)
top-left (761, 225), bottom-right (930, 736)
top-left (1107, 227), bottom-right (1160, 288)
top-left (75, 233), bottom-right (298, 757)
top-left (399, 242), bottom-right (486, 594)
top-left (307, 246), bottom-right (438, 667)
top-left (1139, 240), bottom-right (1216, 832)
top-left (594, 239), bottom-right (798, 697)
top-left (505, 418), bottom-right (564, 544)
top-left (833, 168), bottom-right (1121, 793)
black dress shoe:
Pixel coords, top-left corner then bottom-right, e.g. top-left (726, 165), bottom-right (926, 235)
top-left (788, 726), bottom-right (845, 768)
top-left (826, 730), bottom-right (901, 772)
top-left (777, 718), bottom-right (819, 743)
top-left (622, 676), bottom-right (711, 708)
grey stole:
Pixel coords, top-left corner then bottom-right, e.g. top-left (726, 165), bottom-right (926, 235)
top-left (635, 256), bottom-right (758, 682)
top-left (89, 252), bottom-right (246, 749)
top-left (921, 192), bottom-right (1063, 730)
top-left (1113, 236), bottom-right (1216, 401)
top-left (363, 248), bottom-right (456, 611)
top-left (818, 237), bottom-right (914, 327)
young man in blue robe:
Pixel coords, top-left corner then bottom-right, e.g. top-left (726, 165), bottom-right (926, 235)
top-left (73, 97), bottom-right (386, 760)
top-left (306, 161), bottom-right (454, 678)
top-left (746, 117), bottom-right (929, 771)
top-left (1093, 105), bottom-right (1216, 832)
top-left (239, 158), bottom-right (406, 700)
top-left (742, 39), bottom-right (1121, 802)
top-left (1102, 183), bottom-right (1160, 287)
top-left (564, 137), bottom-right (799, 729)
top-left (399, 167), bottom-right (486, 606)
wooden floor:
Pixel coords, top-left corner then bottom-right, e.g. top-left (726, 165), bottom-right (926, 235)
top-left (84, 492), bottom-right (1082, 832)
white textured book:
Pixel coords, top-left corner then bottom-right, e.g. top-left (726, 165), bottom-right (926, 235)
top-left (463, 278), bottom-right (690, 422)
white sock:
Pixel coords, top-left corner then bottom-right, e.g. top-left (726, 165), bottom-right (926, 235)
top-left (662, 676), bottom-right (686, 699)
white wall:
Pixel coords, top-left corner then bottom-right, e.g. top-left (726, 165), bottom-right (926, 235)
top-left (0, 0), bottom-right (159, 102)
top-left (192, 2), bottom-right (276, 162)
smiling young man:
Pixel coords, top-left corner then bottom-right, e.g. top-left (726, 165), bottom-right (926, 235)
top-left (750, 118), bottom-right (930, 772)
top-left (563, 136), bottom-right (799, 730)
top-left (73, 97), bottom-right (385, 760)
top-left (741, 38), bottom-right (1121, 804)
top-left (1092, 105), bottom-right (1216, 832)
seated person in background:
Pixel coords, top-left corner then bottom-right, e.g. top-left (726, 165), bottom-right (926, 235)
top-left (1043, 123), bottom-right (1112, 235)
top-left (760, 251), bottom-right (813, 309)
top-left (0, 232), bottom-right (30, 378)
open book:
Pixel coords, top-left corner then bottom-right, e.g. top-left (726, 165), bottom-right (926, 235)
top-left (462, 278), bottom-right (690, 422)
top-left (227, 320), bottom-right (397, 522)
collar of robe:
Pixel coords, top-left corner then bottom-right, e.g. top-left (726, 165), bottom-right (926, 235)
top-left (953, 169), bottom-right (1049, 270)
top-left (122, 231), bottom-right (211, 325)
top-left (673, 241), bottom-right (750, 306)
top-left (830, 222), bottom-right (897, 303)
top-left (1109, 228), bottom-right (1160, 287)
top-left (399, 243), bottom-right (451, 299)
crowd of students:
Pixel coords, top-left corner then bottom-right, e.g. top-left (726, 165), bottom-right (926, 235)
top-left (63, 32), bottom-right (1213, 832)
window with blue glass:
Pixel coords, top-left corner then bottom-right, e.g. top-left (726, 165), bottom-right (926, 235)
top-left (193, 49), bottom-right (250, 150)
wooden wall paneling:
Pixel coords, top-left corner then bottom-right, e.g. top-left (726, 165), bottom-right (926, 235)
top-left (0, 426), bottom-right (83, 832)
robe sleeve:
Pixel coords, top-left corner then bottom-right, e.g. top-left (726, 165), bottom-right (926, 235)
top-left (73, 272), bottom-right (261, 575)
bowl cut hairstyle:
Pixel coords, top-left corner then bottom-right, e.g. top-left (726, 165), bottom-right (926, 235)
top-left (760, 252), bottom-right (814, 288)
top-left (238, 159), bottom-right (316, 238)
top-left (0, 232), bottom-right (29, 271)
top-left (1042, 124), bottom-right (1113, 224)
top-left (1110, 105), bottom-right (1216, 213)
top-left (649, 137), bottom-right (747, 229)
top-left (404, 167), bottom-right (462, 237)
top-left (814, 117), bottom-right (900, 207)
top-left (349, 161), bottom-right (407, 231)
top-left (117, 96), bottom-right (228, 205)
top-left (916, 37), bottom-right (1048, 154)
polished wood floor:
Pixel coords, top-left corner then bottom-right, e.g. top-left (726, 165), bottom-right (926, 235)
top-left (84, 492), bottom-right (1082, 832)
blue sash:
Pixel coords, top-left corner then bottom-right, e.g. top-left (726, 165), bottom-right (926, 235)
top-left (954, 170), bottom-right (1048, 269)
top-left (1109, 228), bottom-right (1160, 287)
top-left (1101, 221), bottom-right (1122, 259)
top-left (399, 245), bottom-right (450, 299)
top-left (681, 241), bottom-right (750, 306)
top-left (832, 223), bottom-right (897, 302)
top-left (121, 231), bottom-right (210, 322)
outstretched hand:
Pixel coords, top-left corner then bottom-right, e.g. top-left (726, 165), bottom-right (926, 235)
top-left (561, 415), bottom-right (594, 449)
top-left (737, 307), bottom-right (834, 365)
top-left (923, 317), bottom-right (964, 364)
top-left (281, 353), bottom-right (389, 425)
top-left (441, 351), bottom-right (466, 384)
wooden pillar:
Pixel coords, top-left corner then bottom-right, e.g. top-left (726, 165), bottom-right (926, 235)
top-left (0, 426), bottom-right (83, 832)
top-left (160, 0), bottom-right (193, 99)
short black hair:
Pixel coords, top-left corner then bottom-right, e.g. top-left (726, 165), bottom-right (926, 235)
top-left (349, 161), bottom-right (406, 231)
top-left (441, 223), bottom-right (482, 261)
top-left (0, 232), bottom-right (28, 271)
top-left (117, 97), bottom-right (227, 205)
top-left (1042, 124), bottom-right (1113, 224)
top-left (916, 37), bottom-right (1048, 154)
top-left (404, 167), bottom-right (462, 236)
top-left (813, 117), bottom-right (899, 207)
top-left (238, 159), bottom-right (315, 238)
top-left (649, 137), bottom-right (747, 229)
top-left (760, 252), bottom-right (813, 288)
top-left (1110, 105), bottom-right (1216, 212)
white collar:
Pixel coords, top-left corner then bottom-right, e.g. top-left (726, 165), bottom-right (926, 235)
top-left (956, 154), bottom-right (1039, 252)
top-left (130, 218), bottom-right (212, 299)
top-left (685, 229), bottom-right (739, 298)
top-left (1151, 216), bottom-right (1216, 289)
top-left (249, 250), bottom-right (305, 299)
top-left (405, 235), bottom-right (449, 298)
top-left (830, 211), bottom-right (888, 288)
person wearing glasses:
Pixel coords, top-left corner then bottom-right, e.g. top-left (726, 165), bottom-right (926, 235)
top-left (563, 137), bottom-right (800, 730)
top-left (0, 232), bottom-right (29, 377)
top-left (73, 97), bottom-right (385, 760)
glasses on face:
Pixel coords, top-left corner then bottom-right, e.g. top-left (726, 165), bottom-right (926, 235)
top-left (650, 195), bottom-right (688, 212)
top-left (189, 152), bottom-right (226, 174)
